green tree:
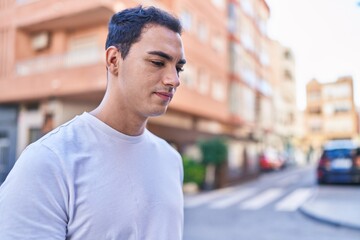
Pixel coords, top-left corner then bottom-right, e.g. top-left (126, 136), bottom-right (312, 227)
top-left (198, 137), bottom-right (228, 189)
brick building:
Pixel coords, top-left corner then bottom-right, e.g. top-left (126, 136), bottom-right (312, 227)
top-left (305, 76), bottom-right (359, 148)
top-left (0, 0), bottom-right (291, 185)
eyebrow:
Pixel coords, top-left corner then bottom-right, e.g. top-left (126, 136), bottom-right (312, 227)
top-left (147, 51), bottom-right (186, 65)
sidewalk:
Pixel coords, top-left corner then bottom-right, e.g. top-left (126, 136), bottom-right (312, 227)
top-left (299, 184), bottom-right (360, 231)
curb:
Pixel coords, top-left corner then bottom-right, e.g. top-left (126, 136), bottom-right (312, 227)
top-left (299, 205), bottom-right (360, 231)
top-left (298, 187), bottom-right (360, 231)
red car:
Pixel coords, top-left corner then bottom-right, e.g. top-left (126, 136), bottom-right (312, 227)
top-left (259, 149), bottom-right (285, 171)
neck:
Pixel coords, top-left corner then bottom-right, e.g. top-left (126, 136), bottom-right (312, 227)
top-left (90, 94), bottom-right (148, 136)
top-left (91, 107), bottom-right (148, 136)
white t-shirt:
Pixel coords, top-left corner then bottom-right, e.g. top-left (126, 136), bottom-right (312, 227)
top-left (0, 112), bottom-right (184, 240)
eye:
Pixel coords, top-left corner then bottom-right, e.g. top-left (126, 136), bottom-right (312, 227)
top-left (150, 60), bottom-right (164, 67)
top-left (176, 66), bottom-right (184, 74)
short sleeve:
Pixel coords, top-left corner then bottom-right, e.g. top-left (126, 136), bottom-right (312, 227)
top-left (0, 143), bottom-right (69, 240)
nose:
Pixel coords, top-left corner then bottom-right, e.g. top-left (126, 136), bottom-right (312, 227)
top-left (163, 67), bottom-right (180, 88)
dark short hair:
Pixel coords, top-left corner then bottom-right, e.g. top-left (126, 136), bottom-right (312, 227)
top-left (105, 5), bottom-right (182, 59)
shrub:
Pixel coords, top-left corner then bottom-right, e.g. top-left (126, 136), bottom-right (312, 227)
top-left (182, 156), bottom-right (205, 187)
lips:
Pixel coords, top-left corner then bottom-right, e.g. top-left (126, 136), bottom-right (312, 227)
top-left (155, 91), bottom-right (173, 101)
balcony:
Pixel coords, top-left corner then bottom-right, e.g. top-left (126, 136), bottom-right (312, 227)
top-left (15, 0), bottom-right (114, 32)
top-left (0, 46), bottom-right (106, 103)
top-left (16, 0), bottom-right (38, 4)
top-left (16, 47), bottom-right (103, 76)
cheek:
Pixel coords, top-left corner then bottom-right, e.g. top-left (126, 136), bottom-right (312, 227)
top-left (123, 64), bottom-right (161, 94)
top-left (141, 71), bottom-right (161, 89)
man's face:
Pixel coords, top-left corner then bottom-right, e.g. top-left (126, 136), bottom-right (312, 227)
top-left (117, 24), bottom-right (186, 119)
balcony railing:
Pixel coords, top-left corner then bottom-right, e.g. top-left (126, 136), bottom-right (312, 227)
top-left (16, 0), bottom-right (39, 5)
top-left (16, 48), bottom-right (103, 76)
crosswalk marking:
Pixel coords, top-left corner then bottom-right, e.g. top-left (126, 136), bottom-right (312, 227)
top-left (184, 187), bottom-right (235, 208)
top-left (184, 186), bottom-right (315, 212)
top-left (208, 188), bottom-right (256, 209)
top-left (240, 188), bottom-right (284, 210)
top-left (275, 188), bottom-right (313, 211)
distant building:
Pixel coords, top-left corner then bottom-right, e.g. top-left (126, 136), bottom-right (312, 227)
top-left (269, 41), bottom-right (297, 153)
top-left (305, 76), bottom-right (359, 148)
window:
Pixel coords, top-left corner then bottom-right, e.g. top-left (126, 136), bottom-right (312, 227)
top-left (334, 101), bottom-right (352, 114)
top-left (260, 98), bottom-right (272, 128)
top-left (29, 127), bottom-right (42, 144)
top-left (259, 19), bottom-right (267, 35)
top-left (198, 69), bottom-right (209, 94)
top-left (211, 0), bottom-right (225, 9)
top-left (31, 32), bottom-right (50, 51)
top-left (24, 102), bottom-right (40, 111)
top-left (229, 42), bottom-right (237, 73)
top-left (284, 69), bottom-right (293, 80)
top-left (180, 10), bottom-right (192, 31)
top-left (228, 3), bottom-right (237, 33)
top-left (308, 118), bottom-right (322, 132)
top-left (242, 68), bottom-right (256, 88)
top-left (229, 82), bottom-right (241, 114)
top-left (211, 33), bottom-right (224, 53)
top-left (284, 50), bottom-right (293, 60)
top-left (241, 0), bottom-right (254, 17)
top-left (0, 132), bottom-right (10, 177)
top-left (181, 64), bottom-right (196, 88)
top-left (258, 78), bottom-right (272, 96)
top-left (212, 79), bottom-right (226, 101)
top-left (260, 51), bottom-right (269, 66)
top-left (197, 21), bottom-right (208, 42)
top-left (66, 34), bottom-right (99, 67)
top-left (308, 107), bottom-right (322, 114)
top-left (324, 118), bottom-right (353, 133)
top-left (322, 84), bottom-right (351, 99)
top-left (242, 87), bottom-right (255, 122)
top-left (308, 91), bottom-right (321, 101)
top-left (323, 101), bottom-right (351, 116)
top-left (241, 33), bottom-right (254, 52)
top-left (323, 104), bottom-right (334, 116)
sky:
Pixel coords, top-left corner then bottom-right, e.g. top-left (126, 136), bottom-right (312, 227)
top-left (265, 0), bottom-right (360, 110)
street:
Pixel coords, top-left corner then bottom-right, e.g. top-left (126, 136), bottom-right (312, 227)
top-left (183, 165), bottom-right (360, 240)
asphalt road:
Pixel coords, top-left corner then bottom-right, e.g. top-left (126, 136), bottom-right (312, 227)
top-left (183, 165), bottom-right (360, 240)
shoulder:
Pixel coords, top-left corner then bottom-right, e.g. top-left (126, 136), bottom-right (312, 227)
top-left (39, 114), bottom-right (88, 146)
top-left (10, 141), bottom-right (65, 181)
top-left (37, 113), bottom-right (99, 156)
top-left (0, 143), bottom-right (69, 239)
top-left (145, 130), bottom-right (181, 157)
top-left (12, 114), bottom-right (91, 176)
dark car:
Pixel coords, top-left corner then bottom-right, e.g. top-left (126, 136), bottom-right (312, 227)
top-left (317, 140), bottom-right (360, 184)
top-left (353, 148), bottom-right (360, 183)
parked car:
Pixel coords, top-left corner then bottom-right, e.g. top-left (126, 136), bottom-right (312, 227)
top-left (259, 148), bottom-right (285, 171)
top-left (317, 140), bottom-right (360, 184)
top-left (353, 147), bottom-right (360, 183)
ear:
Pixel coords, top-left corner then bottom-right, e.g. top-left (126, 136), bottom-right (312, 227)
top-left (106, 46), bottom-right (120, 76)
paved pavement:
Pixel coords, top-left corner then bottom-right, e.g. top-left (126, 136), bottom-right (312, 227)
top-left (299, 184), bottom-right (360, 231)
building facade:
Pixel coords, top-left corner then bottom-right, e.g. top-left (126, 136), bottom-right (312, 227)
top-left (0, 0), bottom-right (292, 185)
top-left (226, 0), bottom-right (273, 180)
top-left (305, 76), bottom-right (359, 148)
top-left (269, 41), bottom-right (297, 154)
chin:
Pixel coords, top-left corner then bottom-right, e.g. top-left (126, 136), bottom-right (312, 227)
top-left (148, 107), bottom-right (168, 117)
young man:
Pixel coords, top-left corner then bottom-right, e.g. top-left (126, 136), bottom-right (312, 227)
top-left (0, 5), bottom-right (186, 240)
